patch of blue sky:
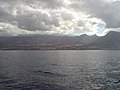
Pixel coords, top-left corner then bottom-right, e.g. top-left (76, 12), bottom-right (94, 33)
top-left (97, 23), bottom-right (106, 33)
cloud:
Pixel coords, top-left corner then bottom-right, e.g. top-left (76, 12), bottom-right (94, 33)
top-left (80, 0), bottom-right (120, 28)
top-left (0, 0), bottom-right (120, 36)
top-left (0, 22), bottom-right (34, 36)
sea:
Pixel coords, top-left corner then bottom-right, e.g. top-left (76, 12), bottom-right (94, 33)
top-left (0, 50), bottom-right (120, 90)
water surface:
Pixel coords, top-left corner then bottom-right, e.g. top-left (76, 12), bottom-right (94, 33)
top-left (0, 50), bottom-right (120, 90)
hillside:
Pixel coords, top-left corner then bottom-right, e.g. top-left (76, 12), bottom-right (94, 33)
top-left (0, 31), bottom-right (120, 50)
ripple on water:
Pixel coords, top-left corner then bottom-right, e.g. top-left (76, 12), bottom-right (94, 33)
top-left (33, 70), bottom-right (67, 77)
top-left (4, 82), bottom-right (66, 90)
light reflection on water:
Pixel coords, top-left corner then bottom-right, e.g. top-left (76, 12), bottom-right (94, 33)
top-left (0, 50), bottom-right (120, 90)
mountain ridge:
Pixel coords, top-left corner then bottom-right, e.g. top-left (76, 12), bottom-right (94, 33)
top-left (0, 31), bottom-right (120, 50)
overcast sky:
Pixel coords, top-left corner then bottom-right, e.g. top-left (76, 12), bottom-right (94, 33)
top-left (0, 0), bottom-right (120, 36)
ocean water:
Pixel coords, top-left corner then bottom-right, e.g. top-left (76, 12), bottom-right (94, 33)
top-left (0, 50), bottom-right (120, 90)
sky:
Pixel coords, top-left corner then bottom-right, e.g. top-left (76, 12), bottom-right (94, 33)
top-left (0, 0), bottom-right (120, 36)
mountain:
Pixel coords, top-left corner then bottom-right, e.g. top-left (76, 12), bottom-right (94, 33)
top-left (0, 31), bottom-right (120, 50)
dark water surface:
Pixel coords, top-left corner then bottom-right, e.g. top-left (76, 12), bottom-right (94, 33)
top-left (0, 50), bottom-right (120, 90)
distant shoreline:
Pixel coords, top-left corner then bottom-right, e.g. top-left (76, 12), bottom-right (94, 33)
top-left (0, 49), bottom-right (120, 51)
